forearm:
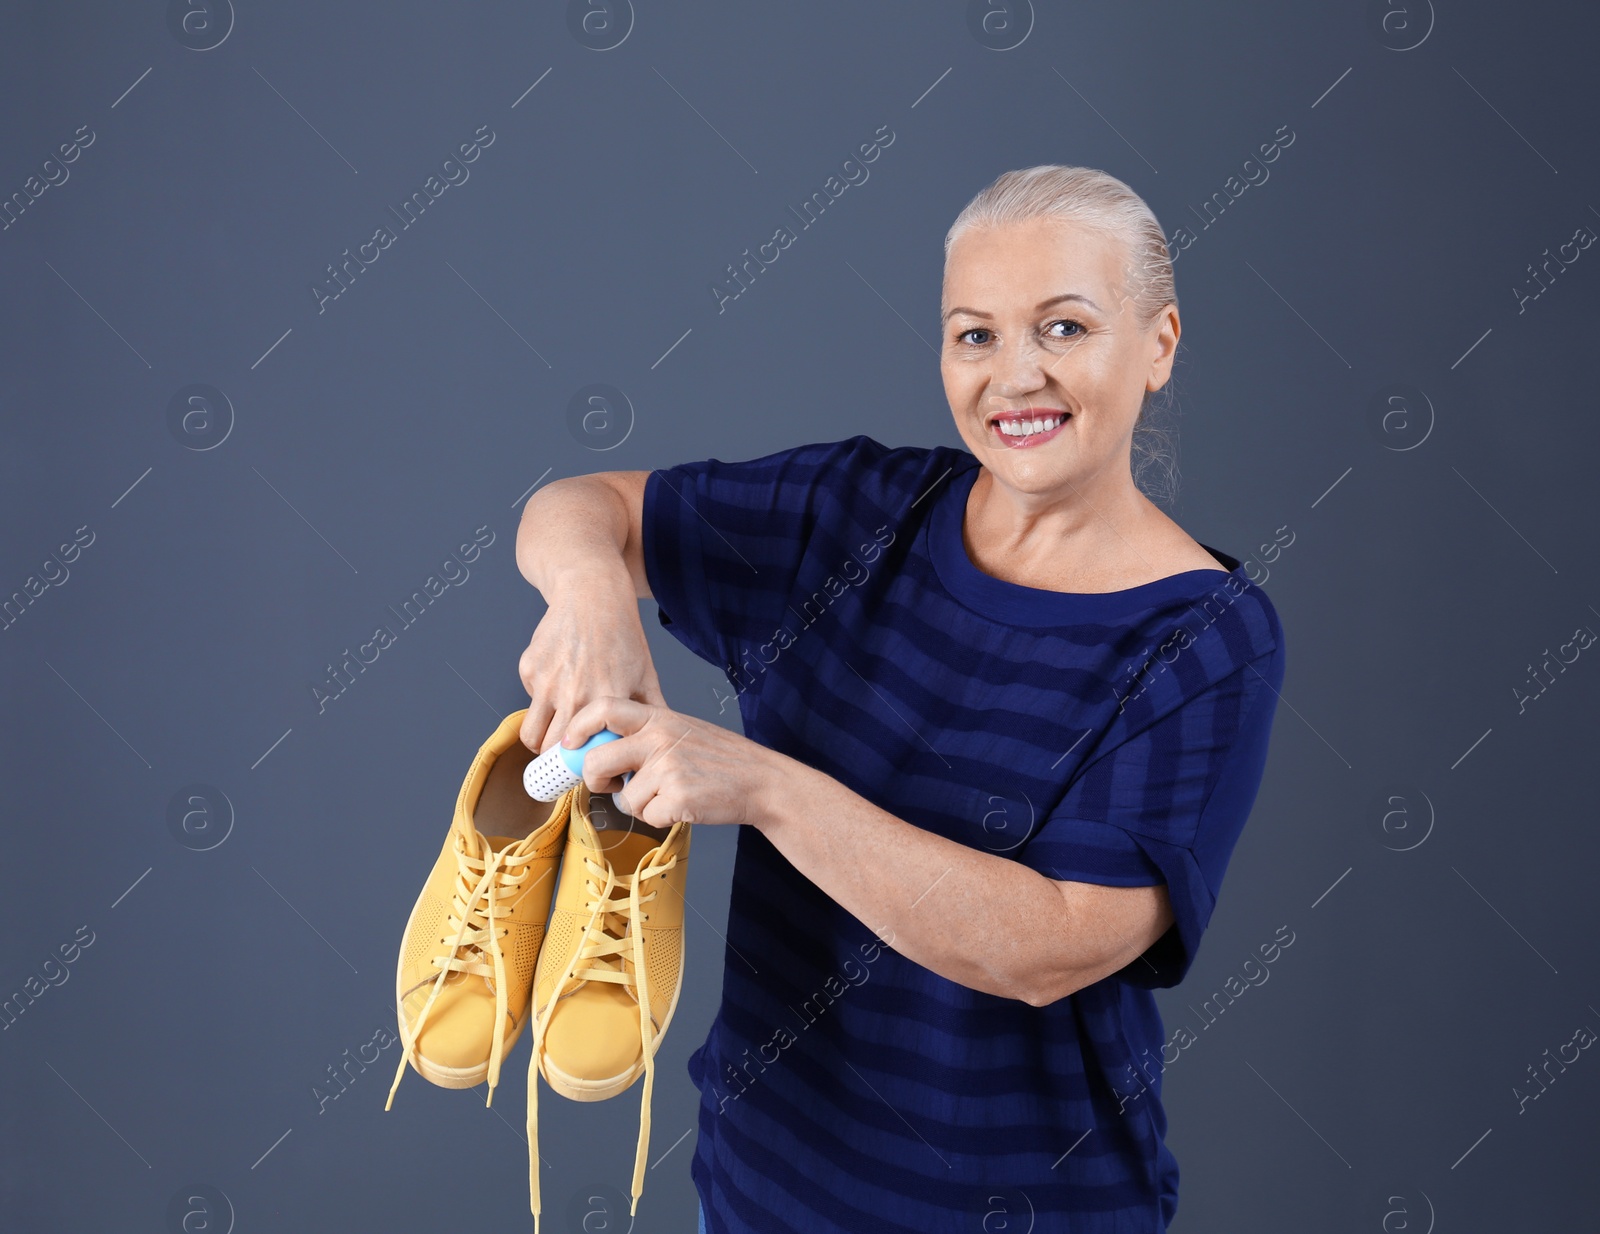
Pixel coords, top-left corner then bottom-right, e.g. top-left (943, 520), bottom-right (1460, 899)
top-left (515, 475), bottom-right (665, 754)
top-left (753, 759), bottom-right (1094, 1006)
top-left (517, 475), bottom-right (642, 600)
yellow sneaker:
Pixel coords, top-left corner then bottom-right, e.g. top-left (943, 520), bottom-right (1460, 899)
top-left (386, 710), bottom-right (571, 1110)
top-left (526, 783), bottom-right (692, 1229)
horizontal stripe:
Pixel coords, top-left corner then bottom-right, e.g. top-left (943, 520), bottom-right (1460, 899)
top-left (643, 435), bottom-right (1285, 1232)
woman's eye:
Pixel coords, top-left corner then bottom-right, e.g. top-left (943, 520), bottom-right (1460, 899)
top-left (954, 321), bottom-right (1083, 347)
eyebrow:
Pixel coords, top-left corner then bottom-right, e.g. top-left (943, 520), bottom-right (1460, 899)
top-left (941, 293), bottom-right (1102, 324)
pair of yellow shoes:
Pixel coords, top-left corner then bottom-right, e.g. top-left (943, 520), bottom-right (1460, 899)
top-left (385, 710), bottom-right (692, 1231)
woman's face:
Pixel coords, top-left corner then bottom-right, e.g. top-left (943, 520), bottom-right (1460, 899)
top-left (940, 216), bottom-right (1178, 499)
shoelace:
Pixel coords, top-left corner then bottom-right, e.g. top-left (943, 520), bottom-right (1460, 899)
top-left (527, 836), bottom-right (681, 1233)
top-left (386, 833), bottom-right (541, 1113)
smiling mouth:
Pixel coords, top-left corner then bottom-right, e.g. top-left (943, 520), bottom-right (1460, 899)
top-left (987, 409), bottom-right (1070, 448)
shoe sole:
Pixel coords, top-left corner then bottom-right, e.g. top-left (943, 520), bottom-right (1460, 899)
top-left (393, 865), bottom-right (537, 1090)
top-left (535, 956), bottom-right (688, 1102)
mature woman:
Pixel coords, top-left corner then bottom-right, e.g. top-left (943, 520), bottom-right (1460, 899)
top-left (518, 164), bottom-right (1286, 1233)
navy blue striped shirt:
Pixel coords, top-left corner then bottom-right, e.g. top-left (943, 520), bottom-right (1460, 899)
top-left (642, 435), bottom-right (1286, 1232)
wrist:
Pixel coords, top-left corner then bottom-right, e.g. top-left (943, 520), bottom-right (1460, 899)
top-left (751, 749), bottom-right (814, 836)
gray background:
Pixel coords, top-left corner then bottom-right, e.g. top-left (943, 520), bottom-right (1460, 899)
top-left (2, 2), bottom-right (1596, 1231)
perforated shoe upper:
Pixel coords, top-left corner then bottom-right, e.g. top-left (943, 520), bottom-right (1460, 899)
top-left (387, 711), bottom-right (571, 1108)
top-left (525, 784), bottom-right (692, 1230)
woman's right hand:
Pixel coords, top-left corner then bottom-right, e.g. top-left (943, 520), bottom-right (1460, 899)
top-left (518, 571), bottom-right (666, 761)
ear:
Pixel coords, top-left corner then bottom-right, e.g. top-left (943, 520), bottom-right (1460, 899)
top-left (1145, 304), bottom-right (1180, 392)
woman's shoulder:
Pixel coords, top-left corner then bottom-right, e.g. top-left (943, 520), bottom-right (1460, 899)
top-left (811, 434), bottom-right (970, 468)
top-left (1136, 506), bottom-right (1237, 582)
top-left (797, 435), bottom-right (973, 504)
top-left (1137, 510), bottom-right (1285, 665)
top-left (757, 434), bottom-right (946, 471)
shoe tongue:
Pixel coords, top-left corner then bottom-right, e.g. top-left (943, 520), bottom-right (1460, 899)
top-left (587, 827), bottom-right (659, 878)
top-left (456, 831), bottom-right (522, 912)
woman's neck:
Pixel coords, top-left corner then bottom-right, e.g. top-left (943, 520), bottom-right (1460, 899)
top-left (962, 464), bottom-right (1176, 594)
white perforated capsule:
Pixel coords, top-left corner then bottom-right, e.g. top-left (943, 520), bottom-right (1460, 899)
top-left (522, 728), bottom-right (630, 801)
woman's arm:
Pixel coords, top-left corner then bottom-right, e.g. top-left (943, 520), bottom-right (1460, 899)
top-left (516, 471), bottom-right (651, 600)
top-left (564, 696), bottom-right (1176, 1007)
top-left (757, 756), bottom-right (1175, 1006)
top-left (515, 472), bottom-right (664, 756)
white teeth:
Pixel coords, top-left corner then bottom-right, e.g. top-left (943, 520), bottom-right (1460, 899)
top-left (997, 415), bottom-right (1062, 437)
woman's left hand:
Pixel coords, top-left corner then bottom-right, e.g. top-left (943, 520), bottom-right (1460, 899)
top-left (560, 696), bottom-right (797, 829)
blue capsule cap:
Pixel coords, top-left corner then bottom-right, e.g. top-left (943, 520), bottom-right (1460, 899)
top-left (557, 728), bottom-right (630, 783)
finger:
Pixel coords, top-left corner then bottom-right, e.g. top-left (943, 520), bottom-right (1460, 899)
top-left (612, 742), bottom-right (699, 828)
top-left (610, 760), bottom-right (657, 821)
top-left (517, 644), bottom-right (541, 695)
top-left (582, 764), bottom-right (629, 796)
top-left (580, 729), bottom-right (649, 791)
top-left (562, 695), bottom-right (654, 747)
top-left (635, 775), bottom-right (688, 830)
top-left (538, 706), bottom-right (571, 756)
top-left (520, 696), bottom-right (556, 753)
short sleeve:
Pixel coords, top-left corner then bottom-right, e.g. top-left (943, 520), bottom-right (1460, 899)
top-left (641, 435), bottom-right (889, 671)
top-left (1018, 643), bottom-right (1285, 988)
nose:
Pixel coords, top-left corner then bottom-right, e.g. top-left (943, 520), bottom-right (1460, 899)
top-left (985, 333), bottom-right (1050, 404)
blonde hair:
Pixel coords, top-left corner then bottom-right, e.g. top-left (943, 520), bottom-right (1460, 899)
top-left (944, 164), bottom-right (1181, 506)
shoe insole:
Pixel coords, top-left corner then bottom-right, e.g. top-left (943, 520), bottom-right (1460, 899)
top-left (590, 825), bottom-right (668, 876)
top-left (587, 790), bottom-right (671, 844)
top-left (477, 739), bottom-right (552, 841)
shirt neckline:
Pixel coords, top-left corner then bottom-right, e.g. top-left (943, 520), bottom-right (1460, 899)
top-left (926, 454), bottom-right (1245, 625)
